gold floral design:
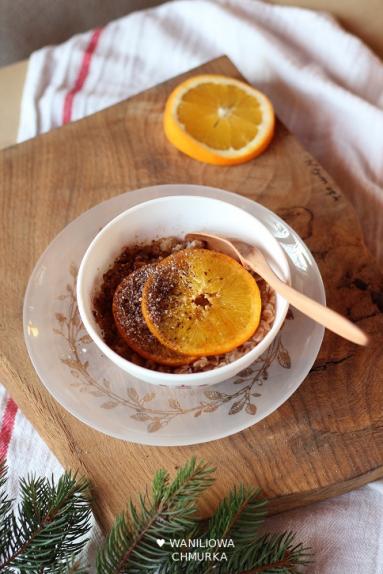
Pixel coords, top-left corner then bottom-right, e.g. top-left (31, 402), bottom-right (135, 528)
top-left (54, 265), bottom-right (291, 433)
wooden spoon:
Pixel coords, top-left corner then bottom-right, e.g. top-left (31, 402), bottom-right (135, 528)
top-left (187, 232), bottom-right (369, 346)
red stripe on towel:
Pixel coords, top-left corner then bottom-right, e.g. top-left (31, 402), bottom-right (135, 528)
top-left (62, 27), bottom-right (103, 124)
top-left (0, 29), bottom-right (102, 468)
top-left (0, 398), bottom-right (18, 460)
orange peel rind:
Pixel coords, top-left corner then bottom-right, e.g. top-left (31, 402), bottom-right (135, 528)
top-left (163, 74), bottom-right (275, 165)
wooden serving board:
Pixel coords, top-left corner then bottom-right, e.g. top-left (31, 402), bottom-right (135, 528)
top-left (1, 56), bottom-right (383, 530)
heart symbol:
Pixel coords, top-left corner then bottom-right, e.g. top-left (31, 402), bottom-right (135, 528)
top-left (157, 539), bottom-right (166, 547)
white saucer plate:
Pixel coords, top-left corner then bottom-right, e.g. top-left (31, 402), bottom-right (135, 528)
top-left (24, 185), bottom-right (325, 446)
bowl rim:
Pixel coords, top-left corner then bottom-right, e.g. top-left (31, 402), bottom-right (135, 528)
top-left (76, 194), bottom-right (291, 383)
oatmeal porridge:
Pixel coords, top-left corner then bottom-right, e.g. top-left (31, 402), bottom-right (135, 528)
top-left (93, 237), bottom-right (276, 373)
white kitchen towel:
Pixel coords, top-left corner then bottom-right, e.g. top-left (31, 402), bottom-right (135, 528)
top-left (9, 0), bottom-right (383, 572)
top-left (18, 0), bottom-right (383, 264)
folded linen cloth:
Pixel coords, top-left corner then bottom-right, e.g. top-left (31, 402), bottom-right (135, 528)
top-left (8, 0), bottom-right (383, 571)
top-left (18, 0), bottom-right (383, 265)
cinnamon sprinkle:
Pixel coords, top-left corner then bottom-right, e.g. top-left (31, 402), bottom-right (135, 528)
top-left (93, 236), bottom-right (276, 373)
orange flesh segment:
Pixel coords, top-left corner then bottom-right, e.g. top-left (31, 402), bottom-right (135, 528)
top-left (178, 84), bottom-right (263, 150)
top-left (141, 249), bottom-right (261, 356)
top-left (163, 74), bottom-right (275, 165)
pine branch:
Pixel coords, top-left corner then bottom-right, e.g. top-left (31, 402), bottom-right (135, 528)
top-left (97, 459), bottom-right (311, 574)
top-left (50, 557), bottom-right (89, 574)
top-left (227, 532), bottom-right (311, 574)
top-left (0, 463), bottom-right (13, 558)
top-left (64, 558), bottom-right (90, 574)
top-left (0, 472), bottom-right (92, 573)
top-left (0, 462), bottom-right (12, 518)
top-left (96, 457), bottom-right (215, 574)
top-left (205, 485), bottom-right (266, 544)
top-left (0, 457), bottom-right (311, 574)
top-left (191, 486), bottom-right (267, 574)
top-left (185, 486), bottom-right (266, 574)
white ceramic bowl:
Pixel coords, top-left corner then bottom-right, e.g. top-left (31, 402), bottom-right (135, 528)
top-left (77, 195), bottom-right (290, 387)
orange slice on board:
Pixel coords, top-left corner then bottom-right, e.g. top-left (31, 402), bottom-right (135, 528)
top-left (163, 74), bottom-right (275, 165)
top-left (112, 265), bottom-right (195, 366)
top-left (141, 249), bottom-right (261, 356)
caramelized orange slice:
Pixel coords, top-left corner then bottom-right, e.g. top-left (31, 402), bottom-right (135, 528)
top-left (142, 249), bottom-right (261, 356)
top-left (112, 265), bottom-right (195, 366)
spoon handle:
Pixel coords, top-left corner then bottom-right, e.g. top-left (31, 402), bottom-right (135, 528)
top-left (246, 256), bottom-right (369, 346)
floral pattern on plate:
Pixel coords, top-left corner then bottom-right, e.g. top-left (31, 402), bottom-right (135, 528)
top-left (55, 263), bottom-right (292, 433)
top-left (24, 184), bottom-right (324, 445)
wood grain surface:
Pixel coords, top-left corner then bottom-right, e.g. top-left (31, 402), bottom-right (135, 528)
top-left (1, 56), bottom-right (383, 531)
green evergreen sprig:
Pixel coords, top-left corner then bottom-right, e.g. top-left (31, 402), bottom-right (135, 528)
top-left (98, 458), bottom-right (311, 573)
top-left (227, 532), bottom-right (311, 574)
top-left (97, 458), bottom-right (215, 574)
top-left (0, 462), bottom-right (91, 573)
top-left (0, 458), bottom-right (311, 573)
